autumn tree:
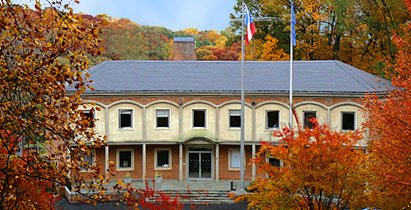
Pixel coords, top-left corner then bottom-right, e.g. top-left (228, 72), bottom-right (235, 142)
top-left (260, 35), bottom-right (289, 61)
top-left (364, 0), bottom-right (411, 207)
top-left (238, 121), bottom-right (368, 209)
top-left (0, 0), bottom-right (106, 208)
top-left (232, 0), bottom-right (410, 76)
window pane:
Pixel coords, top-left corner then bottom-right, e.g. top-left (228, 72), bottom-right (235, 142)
top-left (230, 150), bottom-right (240, 168)
top-left (193, 110), bottom-right (206, 127)
top-left (156, 109), bottom-right (169, 117)
top-left (156, 110), bottom-right (169, 127)
top-left (119, 151), bottom-right (131, 168)
top-left (304, 111), bottom-right (316, 129)
top-left (229, 110), bottom-right (241, 128)
top-left (119, 109), bottom-right (132, 128)
top-left (268, 158), bottom-right (281, 167)
top-left (157, 150), bottom-right (169, 167)
top-left (230, 110), bottom-right (241, 116)
top-left (342, 112), bottom-right (355, 130)
top-left (266, 111), bottom-right (279, 129)
top-left (157, 117), bottom-right (169, 127)
top-left (82, 110), bottom-right (94, 127)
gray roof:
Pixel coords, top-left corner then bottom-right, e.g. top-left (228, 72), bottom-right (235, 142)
top-left (173, 37), bottom-right (195, 43)
top-left (83, 60), bottom-right (393, 95)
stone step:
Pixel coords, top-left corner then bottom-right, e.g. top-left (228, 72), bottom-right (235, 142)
top-left (147, 190), bottom-right (234, 204)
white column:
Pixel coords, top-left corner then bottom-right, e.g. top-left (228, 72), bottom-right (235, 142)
top-left (105, 145), bottom-right (109, 176)
top-left (327, 107), bottom-right (331, 125)
top-left (142, 143), bottom-right (146, 180)
top-left (142, 107), bottom-right (147, 140)
top-left (215, 143), bottom-right (220, 181)
top-left (252, 144), bottom-right (256, 181)
top-left (179, 143), bottom-right (183, 181)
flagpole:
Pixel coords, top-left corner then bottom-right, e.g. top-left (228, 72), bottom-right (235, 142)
top-left (240, 1), bottom-right (246, 192)
top-left (289, 1), bottom-right (294, 128)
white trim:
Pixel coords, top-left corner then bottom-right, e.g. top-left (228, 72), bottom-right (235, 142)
top-left (107, 100), bottom-right (144, 109)
top-left (254, 101), bottom-right (289, 109)
top-left (228, 109), bottom-right (241, 129)
top-left (155, 108), bottom-right (171, 129)
top-left (341, 111), bottom-right (356, 131)
top-left (146, 100), bottom-right (180, 108)
top-left (116, 148), bottom-right (134, 171)
top-left (80, 149), bottom-right (96, 172)
top-left (118, 108), bottom-right (134, 129)
top-left (330, 102), bottom-right (363, 110)
top-left (228, 148), bottom-right (241, 171)
top-left (192, 109), bottom-right (207, 129)
top-left (303, 110), bottom-right (317, 128)
top-left (265, 110), bottom-right (280, 130)
top-left (218, 100), bottom-right (253, 109)
top-left (294, 101), bottom-right (328, 110)
top-left (154, 148), bottom-right (172, 170)
top-left (182, 100), bottom-right (217, 108)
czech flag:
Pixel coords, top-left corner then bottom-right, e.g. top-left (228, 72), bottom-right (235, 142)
top-left (244, 4), bottom-right (256, 45)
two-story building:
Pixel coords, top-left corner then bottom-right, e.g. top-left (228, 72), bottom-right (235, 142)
top-left (78, 60), bottom-right (390, 182)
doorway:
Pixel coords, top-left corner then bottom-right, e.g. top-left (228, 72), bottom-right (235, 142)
top-left (188, 149), bottom-right (212, 179)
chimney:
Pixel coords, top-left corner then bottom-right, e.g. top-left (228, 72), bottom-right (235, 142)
top-left (173, 37), bottom-right (196, 60)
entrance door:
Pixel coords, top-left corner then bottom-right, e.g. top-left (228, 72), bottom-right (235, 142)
top-left (188, 152), bottom-right (212, 179)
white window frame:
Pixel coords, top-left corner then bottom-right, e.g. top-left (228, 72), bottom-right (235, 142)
top-left (192, 109), bottom-right (207, 129)
top-left (116, 148), bottom-right (134, 171)
top-left (266, 156), bottom-right (283, 167)
top-left (229, 109), bottom-right (241, 129)
top-left (228, 148), bottom-right (242, 171)
top-left (82, 109), bottom-right (95, 128)
top-left (303, 110), bottom-right (317, 129)
top-left (341, 111), bottom-right (356, 131)
top-left (118, 109), bottom-right (133, 129)
top-left (265, 110), bottom-right (280, 130)
top-left (154, 148), bottom-right (172, 170)
top-left (155, 109), bottom-right (170, 128)
top-left (80, 149), bottom-right (96, 172)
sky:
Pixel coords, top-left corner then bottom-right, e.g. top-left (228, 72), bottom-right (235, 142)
top-left (70, 0), bottom-right (238, 31)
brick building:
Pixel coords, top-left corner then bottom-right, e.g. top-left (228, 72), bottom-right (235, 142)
top-left (78, 60), bottom-right (390, 181)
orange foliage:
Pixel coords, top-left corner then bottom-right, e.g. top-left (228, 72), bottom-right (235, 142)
top-left (238, 120), bottom-right (368, 209)
top-left (261, 35), bottom-right (289, 61)
top-left (364, 2), bottom-right (411, 207)
top-left (0, 0), bottom-right (106, 208)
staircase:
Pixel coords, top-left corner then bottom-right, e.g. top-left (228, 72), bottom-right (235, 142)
top-left (149, 189), bottom-right (234, 204)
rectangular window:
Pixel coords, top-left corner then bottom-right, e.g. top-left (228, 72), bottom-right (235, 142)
top-left (266, 110), bottom-right (279, 129)
top-left (304, 111), bottom-right (317, 129)
top-left (342, 112), bottom-right (355, 130)
top-left (81, 149), bottom-right (96, 171)
top-left (268, 157), bottom-right (281, 167)
top-left (156, 109), bottom-right (170, 128)
top-left (119, 109), bottom-right (133, 128)
top-left (82, 109), bottom-right (94, 128)
top-left (117, 149), bottom-right (134, 171)
top-left (155, 149), bottom-right (172, 170)
top-left (229, 149), bottom-right (240, 170)
top-left (193, 109), bottom-right (206, 128)
top-left (229, 110), bottom-right (241, 128)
